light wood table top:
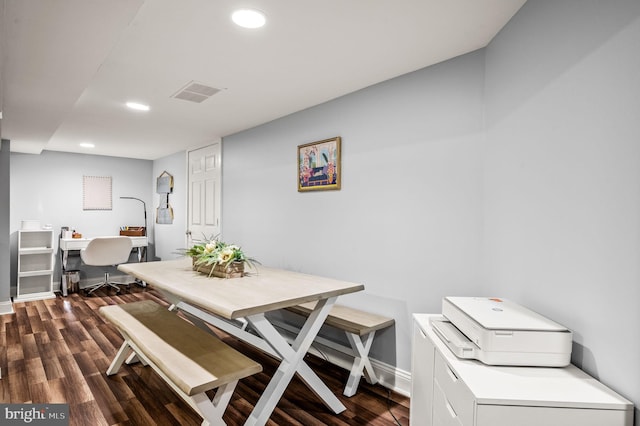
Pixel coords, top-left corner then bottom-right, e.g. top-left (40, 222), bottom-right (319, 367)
top-left (119, 258), bottom-right (364, 319)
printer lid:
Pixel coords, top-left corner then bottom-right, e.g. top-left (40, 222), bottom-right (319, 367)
top-left (444, 297), bottom-right (569, 332)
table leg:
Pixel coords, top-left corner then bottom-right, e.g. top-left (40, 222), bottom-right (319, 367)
top-left (133, 247), bottom-right (147, 287)
top-left (167, 294), bottom-right (347, 426)
top-left (62, 249), bottom-right (68, 270)
top-left (244, 297), bottom-right (346, 426)
top-left (136, 246), bottom-right (147, 262)
top-left (61, 249), bottom-right (69, 296)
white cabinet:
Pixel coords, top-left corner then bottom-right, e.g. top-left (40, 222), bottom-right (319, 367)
top-left (411, 318), bottom-right (436, 423)
top-left (410, 314), bottom-right (634, 426)
top-left (16, 229), bottom-right (56, 302)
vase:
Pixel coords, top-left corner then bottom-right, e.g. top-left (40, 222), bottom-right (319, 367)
top-left (192, 259), bottom-right (244, 278)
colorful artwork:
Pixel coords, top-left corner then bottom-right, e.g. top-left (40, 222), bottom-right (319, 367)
top-left (298, 137), bottom-right (341, 191)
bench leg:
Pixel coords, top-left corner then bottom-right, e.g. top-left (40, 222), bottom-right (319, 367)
top-left (192, 380), bottom-right (238, 426)
top-left (125, 352), bottom-right (146, 366)
top-left (344, 331), bottom-right (378, 397)
top-left (106, 341), bottom-right (133, 375)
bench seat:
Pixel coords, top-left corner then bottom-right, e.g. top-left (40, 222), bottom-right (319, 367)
top-left (286, 302), bottom-right (395, 336)
top-left (100, 300), bottom-right (261, 425)
top-left (285, 302), bottom-right (394, 397)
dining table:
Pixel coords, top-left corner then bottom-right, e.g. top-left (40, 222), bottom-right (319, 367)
top-left (118, 258), bottom-right (365, 426)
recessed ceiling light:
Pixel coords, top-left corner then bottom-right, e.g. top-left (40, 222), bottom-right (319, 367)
top-left (79, 142), bottom-right (95, 148)
top-left (126, 101), bottom-right (150, 111)
top-left (232, 9), bottom-right (266, 29)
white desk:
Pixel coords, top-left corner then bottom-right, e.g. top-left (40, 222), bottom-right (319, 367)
top-left (60, 236), bottom-right (148, 294)
top-left (119, 258), bottom-right (364, 426)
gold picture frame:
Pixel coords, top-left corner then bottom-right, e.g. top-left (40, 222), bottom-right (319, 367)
top-left (297, 137), bottom-right (341, 192)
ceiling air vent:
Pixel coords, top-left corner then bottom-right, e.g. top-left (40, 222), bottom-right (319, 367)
top-left (172, 81), bottom-right (221, 103)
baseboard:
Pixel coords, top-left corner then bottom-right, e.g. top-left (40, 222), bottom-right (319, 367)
top-left (272, 319), bottom-right (411, 397)
top-left (0, 299), bottom-right (14, 315)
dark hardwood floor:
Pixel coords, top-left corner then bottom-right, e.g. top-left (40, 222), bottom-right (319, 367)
top-left (0, 286), bottom-right (410, 425)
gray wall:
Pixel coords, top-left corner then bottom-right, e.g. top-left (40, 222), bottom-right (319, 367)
top-left (8, 149), bottom-right (188, 285)
top-left (0, 0), bottom-right (12, 313)
top-left (222, 0), bottom-right (639, 419)
top-left (3, 0), bottom-right (638, 419)
top-left (152, 150), bottom-right (187, 260)
top-left (484, 0), bottom-right (640, 421)
top-left (0, 140), bottom-right (12, 313)
top-left (223, 50), bottom-right (486, 371)
top-left (10, 151), bottom-right (153, 291)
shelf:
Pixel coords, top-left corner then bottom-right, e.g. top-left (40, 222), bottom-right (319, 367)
top-left (14, 291), bottom-right (56, 302)
top-left (19, 247), bottom-right (54, 255)
top-left (19, 232), bottom-right (53, 249)
top-left (18, 270), bottom-right (54, 278)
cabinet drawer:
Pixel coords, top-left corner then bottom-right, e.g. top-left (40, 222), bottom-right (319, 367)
top-left (61, 239), bottom-right (88, 250)
top-left (434, 351), bottom-right (474, 426)
top-left (476, 404), bottom-right (633, 426)
top-left (433, 380), bottom-right (464, 426)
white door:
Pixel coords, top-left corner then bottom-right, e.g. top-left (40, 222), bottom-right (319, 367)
top-left (187, 142), bottom-right (221, 246)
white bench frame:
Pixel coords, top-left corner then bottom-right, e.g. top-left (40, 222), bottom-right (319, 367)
top-left (101, 301), bottom-right (261, 426)
top-left (107, 330), bottom-right (239, 425)
top-left (284, 303), bottom-right (395, 397)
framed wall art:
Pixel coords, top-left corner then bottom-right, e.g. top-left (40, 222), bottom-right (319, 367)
top-left (83, 175), bottom-right (112, 210)
top-left (156, 171), bottom-right (174, 224)
top-left (297, 136), bottom-right (341, 192)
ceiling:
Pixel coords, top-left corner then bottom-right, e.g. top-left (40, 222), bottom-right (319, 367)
top-left (1, 0), bottom-right (526, 160)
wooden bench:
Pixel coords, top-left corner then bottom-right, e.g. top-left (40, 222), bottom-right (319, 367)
top-left (285, 302), bottom-right (394, 397)
top-left (99, 300), bottom-right (262, 426)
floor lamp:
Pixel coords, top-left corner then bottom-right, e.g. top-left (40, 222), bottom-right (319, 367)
top-left (120, 196), bottom-right (147, 262)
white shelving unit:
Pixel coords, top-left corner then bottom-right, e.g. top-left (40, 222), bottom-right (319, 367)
top-left (16, 229), bottom-right (56, 302)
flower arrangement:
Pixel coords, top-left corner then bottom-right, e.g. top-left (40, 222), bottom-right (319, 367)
top-left (185, 237), bottom-right (259, 278)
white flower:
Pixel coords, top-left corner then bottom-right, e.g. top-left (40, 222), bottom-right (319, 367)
top-left (219, 247), bottom-right (235, 263)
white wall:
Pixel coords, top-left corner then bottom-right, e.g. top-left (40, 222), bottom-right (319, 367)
top-left (484, 0), bottom-right (640, 421)
top-left (222, 50), bottom-right (486, 371)
top-left (10, 150), bottom-right (153, 291)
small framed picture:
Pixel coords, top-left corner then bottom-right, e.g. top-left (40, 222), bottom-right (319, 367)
top-left (297, 137), bottom-right (341, 192)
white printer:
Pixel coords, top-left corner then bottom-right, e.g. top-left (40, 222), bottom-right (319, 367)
top-left (430, 297), bottom-right (572, 367)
